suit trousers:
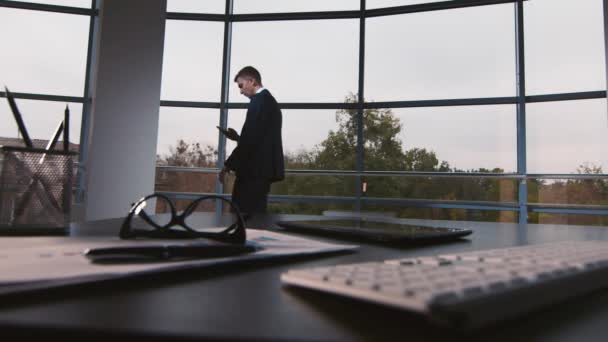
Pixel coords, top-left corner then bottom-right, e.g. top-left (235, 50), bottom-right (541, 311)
top-left (231, 177), bottom-right (271, 215)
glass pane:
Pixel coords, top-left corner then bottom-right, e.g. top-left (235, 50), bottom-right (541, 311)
top-left (230, 20), bottom-right (358, 102)
top-left (528, 178), bottom-right (608, 206)
top-left (366, 0), bottom-right (447, 9)
top-left (227, 108), bottom-right (352, 170)
top-left (234, 0), bottom-right (358, 13)
top-left (154, 170), bottom-right (217, 200)
top-left (161, 20), bottom-right (224, 101)
top-left (0, 99), bottom-right (82, 150)
top-left (0, 8), bottom-right (90, 96)
top-left (167, 0), bottom-right (225, 13)
top-left (361, 203), bottom-right (518, 223)
top-left (365, 105), bottom-right (516, 172)
top-left (365, 4), bottom-right (515, 101)
top-left (10, 0), bottom-right (91, 7)
top-left (525, 0), bottom-right (606, 95)
top-left (526, 99), bottom-right (608, 174)
top-left (283, 110), bottom-right (343, 170)
top-left (156, 107), bottom-right (220, 167)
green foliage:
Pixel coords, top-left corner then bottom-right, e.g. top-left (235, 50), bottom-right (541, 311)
top-left (157, 139), bottom-right (217, 168)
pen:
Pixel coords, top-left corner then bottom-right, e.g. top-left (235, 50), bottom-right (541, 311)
top-left (5, 86), bottom-right (33, 148)
top-left (84, 240), bottom-right (261, 263)
top-left (38, 120), bottom-right (64, 164)
top-left (63, 104), bottom-right (70, 152)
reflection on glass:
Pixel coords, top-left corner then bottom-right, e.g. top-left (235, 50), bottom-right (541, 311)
top-left (157, 107), bottom-right (220, 167)
top-left (167, 0), bottom-right (225, 13)
top-left (154, 170), bottom-right (217, 210)
top-left (0, 8), bottom-right (89, 96)
top-left (0, 99), bottom-right (82, 148)
top-left (528, 212), bottom-right (608, 227)
top-left (526, 99), bottom-right (608, 174)
top-left (365, 4), bottom-right (515, 101)
top-left (161, 20), bottom-right (224, 101)
top-left (361, 203), bottom-right (518, 223)
top-left (364, 175), bottom-right (518, 202)
top-left (234, 0), bottom-right (358, 13)
top-left (268, 202), bottom-right (356, 215)
top-left (364, 106), bottom-right (516, 172)
top-left (524, 0), bottom-right (605, 95)
top-left (230, 20), bottom-right (358, 102)
top-left (270, 174), bottom-right (358, 197)
top-left (528, 178), bottom-right (608, 206)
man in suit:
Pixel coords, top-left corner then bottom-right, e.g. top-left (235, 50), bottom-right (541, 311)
top-left (219, 66), bottom-right (285, 217)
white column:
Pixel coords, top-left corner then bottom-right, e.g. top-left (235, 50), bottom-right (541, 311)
top-left (84, 0), bottom-right (166, 221)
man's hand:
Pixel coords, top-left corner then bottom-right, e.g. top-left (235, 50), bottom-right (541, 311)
top-left (225, 128), bottom-right (240, 141)
top-left (217, 126), bottom-right (240, 142)
top-left (219, 167), bottom-right (229, 184)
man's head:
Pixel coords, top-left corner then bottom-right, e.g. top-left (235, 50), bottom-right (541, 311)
top-left (234, 66), bottom-right (262, 98)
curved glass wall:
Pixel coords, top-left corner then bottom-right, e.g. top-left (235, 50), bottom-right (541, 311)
top-left (158, 0), bottom-right (608, 225)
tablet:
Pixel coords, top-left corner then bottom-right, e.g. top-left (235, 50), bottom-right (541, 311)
top-left (275, 219), bottom-right (472, 243)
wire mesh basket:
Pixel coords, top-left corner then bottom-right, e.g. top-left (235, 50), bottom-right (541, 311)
top-left (0, 146), bottom-right (77, 235)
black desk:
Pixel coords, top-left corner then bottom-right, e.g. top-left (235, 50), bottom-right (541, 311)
top-left (1, 215), bottom-right (608, 341)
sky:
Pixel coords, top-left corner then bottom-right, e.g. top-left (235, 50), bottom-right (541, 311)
top-left (1, 0), bottom-right (607, 174)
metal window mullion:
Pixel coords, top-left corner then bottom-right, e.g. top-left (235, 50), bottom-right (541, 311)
top-left (604, 0), bottom-right (608, 125)
top-left (76, 0), bottom-right (98, 204)
top-left (215, 0), bottom-right (234, 218)
top-left (515, 1), bottom-right (527, 224)
top-left (355, 0), bottom-right (366, 212)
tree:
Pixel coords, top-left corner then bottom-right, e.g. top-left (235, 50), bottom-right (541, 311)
top-left (275, 93), bottom-right (456, 216)
top-left (157, 139), bottom-right (217, 167)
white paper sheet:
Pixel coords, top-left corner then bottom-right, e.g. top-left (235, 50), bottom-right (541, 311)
top-left (0, 229), bottom-right (357, 285)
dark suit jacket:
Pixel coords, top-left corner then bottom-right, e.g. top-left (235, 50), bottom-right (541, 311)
top-left (225, 89), bottom-right (285, 182)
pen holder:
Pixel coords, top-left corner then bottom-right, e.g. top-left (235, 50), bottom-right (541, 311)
top-left (0, 146), bottom-right (77, 235)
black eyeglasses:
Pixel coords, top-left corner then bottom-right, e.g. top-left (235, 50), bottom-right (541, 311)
top-left (120, 194), bottom-right (246, 244)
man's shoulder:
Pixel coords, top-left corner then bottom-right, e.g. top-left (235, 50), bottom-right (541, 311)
top-left (259, 89), bottom-right (278, 105)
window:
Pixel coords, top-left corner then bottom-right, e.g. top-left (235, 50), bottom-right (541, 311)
top-left (11, 0), bottom-right (91, 8)
top-left (167, 0), bottom-right (225, 13)
top-left (161, 20), bottom-right (224, 102)
top-left (524, 0), bottom-right (606, 95)
top-left (230, 20), bottom-right (359, 103)
top-left (365, 4), bottom-right (515, 101)
top-left (157, 107), bottom-right (220, 167)
top-left (366, 0), bottom-right (448, 9)
top-left (234, 0), bottom-right (358, 13)
top-left (0, 99), bottom-right (82, 145)
top-left (0, 7), bottom-right (89, 96)
top-left (526, 99), bottom-right (608, 174)
top-left (366, 105), bottom-right (517, 172)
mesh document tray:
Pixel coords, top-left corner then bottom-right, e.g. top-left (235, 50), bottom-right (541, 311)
top-left (0, 146), bottom-right (77, 235)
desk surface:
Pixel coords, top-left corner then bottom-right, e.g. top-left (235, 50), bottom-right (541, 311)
top-left (1, 215), bottom-right (608, 341)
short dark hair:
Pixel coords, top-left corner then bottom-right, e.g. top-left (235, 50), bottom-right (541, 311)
top-left (234, 66), bottom-right (262, 85)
